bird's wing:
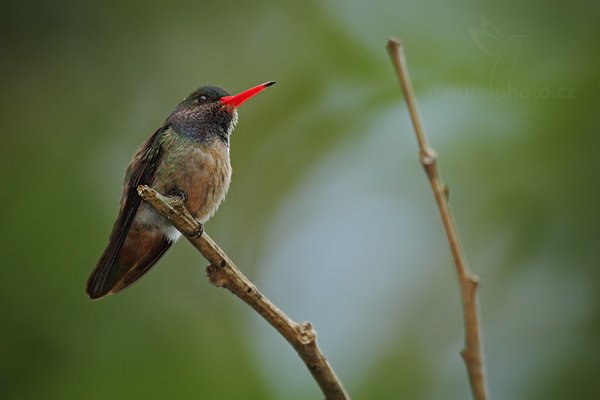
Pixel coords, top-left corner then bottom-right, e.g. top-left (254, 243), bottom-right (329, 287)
top-left (86, 125), bottom-right (168, 299)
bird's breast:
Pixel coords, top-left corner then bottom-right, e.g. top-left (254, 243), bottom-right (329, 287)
top-left (153, 137), bottom-right (232, 224)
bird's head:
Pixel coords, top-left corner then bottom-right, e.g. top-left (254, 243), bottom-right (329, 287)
top-left (168, 81), bottom-right (275, 144)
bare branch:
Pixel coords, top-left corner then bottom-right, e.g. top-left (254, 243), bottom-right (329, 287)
top-left (137, 185), bottom-right (349, 400)
top-left (386, 38), bottom-right (489, 400)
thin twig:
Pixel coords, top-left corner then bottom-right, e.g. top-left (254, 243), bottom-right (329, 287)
top-left (137, 185), bottom-right (349, 400)
top-left (386, 38), bottom-right (488, 400)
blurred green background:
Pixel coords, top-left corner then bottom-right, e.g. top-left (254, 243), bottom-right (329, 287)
top-left (1, 0), bottom-right (598, 398)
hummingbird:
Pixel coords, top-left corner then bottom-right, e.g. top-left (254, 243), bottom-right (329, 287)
top-left (86, 81), bottom-right (275, 299)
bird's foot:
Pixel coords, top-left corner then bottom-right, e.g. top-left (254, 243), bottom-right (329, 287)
top-left (168, 189), bottom-right (188, 204)
top-left (189, 223), bottom-right (204, 239)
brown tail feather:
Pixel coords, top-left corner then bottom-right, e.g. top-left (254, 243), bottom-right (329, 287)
top-left (109, 238), bottom-right (172, 295)
top-left (87, 231), bottom-right (172, 299)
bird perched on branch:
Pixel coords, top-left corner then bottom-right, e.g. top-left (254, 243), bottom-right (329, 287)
top-left (86, 81), bottom-right (275, 299)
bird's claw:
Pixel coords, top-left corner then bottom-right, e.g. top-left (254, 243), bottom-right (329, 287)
top-left (189, 223), bottom-right (204, 238)
top-left (168, 189), bottom-right (188, 205)
top-left (176, 190), bottom-right (188, 203)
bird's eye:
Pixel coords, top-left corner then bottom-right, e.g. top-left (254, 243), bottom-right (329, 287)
top-left (196, 95), bottom-right (207, 103)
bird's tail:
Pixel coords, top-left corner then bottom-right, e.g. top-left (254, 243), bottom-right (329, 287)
top-left (86, 233), bottom-right (172, 299)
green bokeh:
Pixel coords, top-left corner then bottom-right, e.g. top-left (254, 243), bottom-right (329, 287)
top-left (1, 0), bottom-right (598, 399)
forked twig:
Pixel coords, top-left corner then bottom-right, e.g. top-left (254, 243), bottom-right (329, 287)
top-left (137, 185), bottom-right (349, 400)
top-left (386, 38), bottom-right (489, 400)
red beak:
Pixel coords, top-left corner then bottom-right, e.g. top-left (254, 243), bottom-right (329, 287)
top-left (220, 81), bottom-right (275, 107)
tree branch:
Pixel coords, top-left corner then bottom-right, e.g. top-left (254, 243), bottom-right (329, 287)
top-left (386, 38), bottom-right (489, 400)
top-left (137, 185), bottom-right (349, 400)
